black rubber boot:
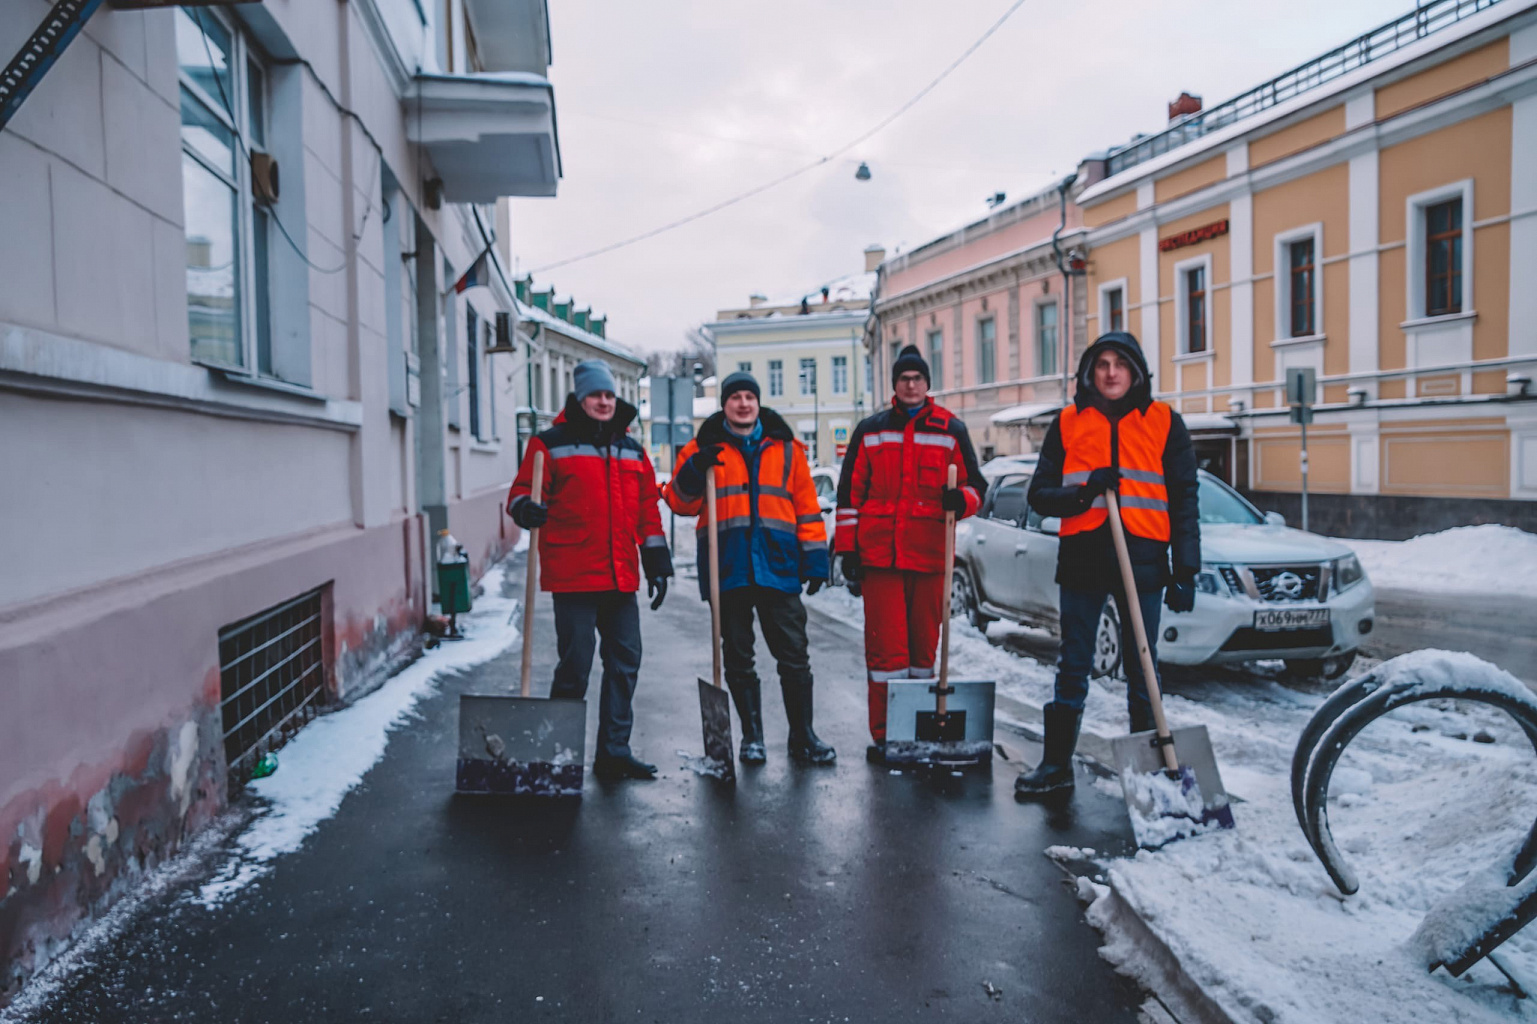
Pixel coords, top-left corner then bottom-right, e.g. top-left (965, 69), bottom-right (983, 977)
top-left (1014, 704), bottom-right (1082, 798)
top-left (592, 753), bottom-right (658, 780)
top-left (728, 675), bottom-right (766, 764)
top-left (784, 679), bottom-right (836, 765)
top-left (1129, 703), bottom-right (1156, 735)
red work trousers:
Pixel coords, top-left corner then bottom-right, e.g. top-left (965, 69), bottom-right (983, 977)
top-left (862, 567), bottom-right (946, 743)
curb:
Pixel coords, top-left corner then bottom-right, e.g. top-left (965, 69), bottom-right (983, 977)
top-left (1087, 885), bottom-right (1239, 1024)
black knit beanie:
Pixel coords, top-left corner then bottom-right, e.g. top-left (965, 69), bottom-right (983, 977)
top-left (891, 344), bottom-right (930, 387)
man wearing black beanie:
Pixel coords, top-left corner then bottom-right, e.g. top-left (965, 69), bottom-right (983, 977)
top-left (833, 344), bottom-right (987, 761)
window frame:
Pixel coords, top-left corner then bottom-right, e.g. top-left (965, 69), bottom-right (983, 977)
top-left (1033, 299), bottom-right (1059, 378)
top-left (768, 359), bottom-right (784, 397)
top-left (831, 354), bottom-right (848, 395)
top-left (736, 360), bottom-right (752, 375)
top-left (178, 7), bottom-right (273, 377)
top-left (976, 316), bottom-right (996, 385)
top-left (1425, 198), bottom-right (1463, 318)
top-left (1097, 278), bottom-right (1128, 337)
top-left (1405, 179), bottom-right (1475, 323)
top-left (1271, 223), bottom-right (1324, 343)
top-left (1173, 253), bottom-right (1214, 357)
top-left (798, 357), bottom-right (817, 397)
top-left (926, 328), bottom-right (944, 391)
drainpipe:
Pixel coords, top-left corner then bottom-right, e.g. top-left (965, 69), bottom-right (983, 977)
top-left (1051, 173), bottom-right (1079, 407)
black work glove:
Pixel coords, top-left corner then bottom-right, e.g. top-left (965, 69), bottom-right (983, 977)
top-left (940, 487), bottom-right (967, 514)
top-left (1081, 467), bottom-right (1121, 498)
top-left (804, 577), bottom-right (825, 596)
top-left (647, 575), bottom-right (668, 610)
top-left (839, 550), bottom-right (863, 582)
top-left (690, 443), bottom-right (723, 473)
top-left (510, 497), bottom-right (548, 530)
top-left (1165, 574), bottom-right (1196, 614)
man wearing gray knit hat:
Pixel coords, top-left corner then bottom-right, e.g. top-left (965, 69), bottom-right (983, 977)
top-left (506, 358), bottom-right (673, 780)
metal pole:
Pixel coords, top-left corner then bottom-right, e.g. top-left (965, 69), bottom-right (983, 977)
top-left (1300, 415), bottom-right (1310, 533)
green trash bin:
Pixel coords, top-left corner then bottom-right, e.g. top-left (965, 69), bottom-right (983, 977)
top-left (435, 530), bottom-right (472, 637)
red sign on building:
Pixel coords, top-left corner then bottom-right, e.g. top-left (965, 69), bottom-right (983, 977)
top-left (1159, 219), bottom-right (1229, 252)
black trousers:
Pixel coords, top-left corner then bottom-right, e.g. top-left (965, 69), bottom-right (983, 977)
top-left (551, 591), bottom-right (642, 759)
top-left (719, 586), bottom-right (813, 692)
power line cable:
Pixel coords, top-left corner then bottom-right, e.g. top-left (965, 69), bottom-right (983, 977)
top-left (531, 0), bottom-right (1030, 274)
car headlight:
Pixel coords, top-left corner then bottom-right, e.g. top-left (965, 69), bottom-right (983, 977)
top-left (1333, 554), bottom-right (1366, 592)
top-left (1195, 568), bottom-right (1225, 596)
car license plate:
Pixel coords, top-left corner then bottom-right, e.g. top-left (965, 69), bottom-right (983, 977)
top-left (1253, 608), bottom-right (1330, 631)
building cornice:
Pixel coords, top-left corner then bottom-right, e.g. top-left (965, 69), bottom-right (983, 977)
top-left (875, 232), bottom-right (1085, 317)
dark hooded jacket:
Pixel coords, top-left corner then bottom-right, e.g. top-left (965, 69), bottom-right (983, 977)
top-left (1027, 332), bottom-right (1200, 593)
top-left (506, 394), bottom-right (671, 593)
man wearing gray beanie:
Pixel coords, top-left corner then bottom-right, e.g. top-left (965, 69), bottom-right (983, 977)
top-left (506, 359), bottom-right (673, 780)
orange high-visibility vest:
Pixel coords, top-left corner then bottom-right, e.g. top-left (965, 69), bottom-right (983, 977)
top-left (1058, 403), bottom-right (1172, 542)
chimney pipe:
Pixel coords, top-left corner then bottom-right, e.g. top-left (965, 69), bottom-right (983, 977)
top-left (863, 244), bottom-right (885, 273)
top-left (1168, 91), bottom-right (1203, 123)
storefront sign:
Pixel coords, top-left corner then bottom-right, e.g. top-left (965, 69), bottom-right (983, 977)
top-left (1159, 219), bottom-right (1229, 252)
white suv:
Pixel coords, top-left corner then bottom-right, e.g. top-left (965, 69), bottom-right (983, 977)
top-left (952, 470), bottom-right (1376, 680)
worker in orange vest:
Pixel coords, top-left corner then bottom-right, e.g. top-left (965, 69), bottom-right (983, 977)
top-left (1015, 332), bottom-right (1200, 797)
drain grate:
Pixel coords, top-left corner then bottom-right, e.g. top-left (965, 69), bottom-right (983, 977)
top-left (218, 588), bottom-right (326, 788)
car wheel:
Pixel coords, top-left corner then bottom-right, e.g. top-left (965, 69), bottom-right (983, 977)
top-left (1092, 598), bottom-right (1122, 679)
top-left (952, 569), bottom-right (994, 632)
top-left (1284, 651), bottom-right (1356, 682)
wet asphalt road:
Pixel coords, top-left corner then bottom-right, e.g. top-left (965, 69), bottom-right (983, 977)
top-left (15, 555), bottom-right (1143, 1024)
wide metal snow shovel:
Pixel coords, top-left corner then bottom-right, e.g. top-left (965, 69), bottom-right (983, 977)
top-left (1105, 488), bottom-right (1234, 846)
top-left (456, 451), bottom-right (586, 796)
top-left (696, 471), bottom-right (736, 781)
top-left (884, 464), bottom-right (995, 768)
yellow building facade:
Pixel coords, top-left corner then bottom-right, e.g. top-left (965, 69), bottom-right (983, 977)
top-left (1076, 0), bottom-right (1537, 536)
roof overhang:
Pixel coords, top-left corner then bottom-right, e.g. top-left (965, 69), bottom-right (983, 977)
top-left (990, 401), bottom-right (1061, 426)
top-left (407, 72), bottom-right (561, 202)
top-left (462, 0), bottom-right (552, 74)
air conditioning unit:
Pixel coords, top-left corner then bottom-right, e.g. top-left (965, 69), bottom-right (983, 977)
top-left (251, 152), bottom-right (280, 205)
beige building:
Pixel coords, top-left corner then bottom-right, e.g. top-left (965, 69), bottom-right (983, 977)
top-left (1073, 0), bottom-right (1537, 536)
top-left (704, 252), bottom-right (879, 467)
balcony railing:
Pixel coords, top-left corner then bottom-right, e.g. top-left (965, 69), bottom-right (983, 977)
top-left (1105, 0), bottom-right (1506, 178)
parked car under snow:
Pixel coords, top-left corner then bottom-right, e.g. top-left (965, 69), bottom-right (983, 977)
top-left (952, 470), bottom-right (1376, 680)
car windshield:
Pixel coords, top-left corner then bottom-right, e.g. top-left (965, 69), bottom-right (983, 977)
top-left (1198, 475), bottom-right (1263, 525)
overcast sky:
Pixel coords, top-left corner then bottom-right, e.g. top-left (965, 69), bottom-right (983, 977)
top-left (508, 0), bottom-right (1413, 354)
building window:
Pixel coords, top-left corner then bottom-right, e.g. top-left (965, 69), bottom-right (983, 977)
top-left (926, 329), bottom-right (944, 390)
top-left (1288, 238), bottom-right (1316, 336)
top-left (737, 360), bottom-right (752, 374)
top-left (864, 354), bottom-right (872, 395)
top-left (977, 318), bottom-right (996, 384)
top-left (801, 428), bottom-right (819, 465)
top-left (1035, 302), bottom-right (1058, 377)
top-left (1184, 265), bottom-right (1207, 353)
top-left (1107, 287), bottom-right (1124, 333)
top-left (768, 359), bottom-right (784, 397)
top-left (799, 357), bottom-right (817, 396)
top-left (831, 355), bottom-right (848, 394)
top-left (1425, 197), bottom-right (1463, 317)
top-left (889, 340), bottom-right (900, 380)
top-left (466, 307), bottom-right (481, 439)
top-left (179, 8), bottom-right (272, 372)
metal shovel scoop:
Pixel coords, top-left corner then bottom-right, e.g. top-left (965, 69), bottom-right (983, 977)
top-left (1105, 489), bottom-right (1234, 847)
top-left (696, 471), bottom-right (736, 781)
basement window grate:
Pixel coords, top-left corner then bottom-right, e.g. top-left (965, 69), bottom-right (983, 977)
top-left (218, 588), bottom-right (326, 788)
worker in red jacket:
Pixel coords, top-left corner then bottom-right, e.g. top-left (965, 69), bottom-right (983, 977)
top-left (506, 360), bottom-right (673, 781)
top-left (834, 345), bottom-right (986, 761)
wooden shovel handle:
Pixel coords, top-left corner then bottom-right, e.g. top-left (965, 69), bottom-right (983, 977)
top-left (705, 470), bottom-right (723, 690)
top-left (520, 451), bottom-right (544, 699)
top-left (1105, 489), bottom-right (1179, 772)
top-left (938, 463), bottom-right (957, 716)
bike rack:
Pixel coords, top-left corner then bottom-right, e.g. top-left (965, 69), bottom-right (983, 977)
top-left (1291, 654), bottom-right (1537, 980)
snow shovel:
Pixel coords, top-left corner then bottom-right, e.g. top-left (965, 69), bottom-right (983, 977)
top-left (456, 451), bottom-right (586, 796)
top-left (696, 470), bottom-right (736, 781)
top-left (884, 464), bottom-right (995, 768)
top-left (1105, 488), bottom-right (1234, 847)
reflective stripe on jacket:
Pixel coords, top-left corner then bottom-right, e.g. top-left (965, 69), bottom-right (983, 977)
top-left (1058, 402), bottom-right (1173, 543)
top-left (834, 398), bottom-right (987, 574)
top-left (506, 396), bottom-right (667, 593)
top-left (663, 408), bottom-right (829, 596)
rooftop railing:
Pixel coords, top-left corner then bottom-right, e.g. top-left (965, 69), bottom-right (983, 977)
top-left (1104, 0), bottom-right (1506, 178)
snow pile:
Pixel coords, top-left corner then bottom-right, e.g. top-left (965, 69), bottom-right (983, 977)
top-left (1082, 651), bottom-right (1537, 1023)
top-left (1352, 525), bottom-right (1537, 597)
top-left (194, 560), bottom-right (524, 908)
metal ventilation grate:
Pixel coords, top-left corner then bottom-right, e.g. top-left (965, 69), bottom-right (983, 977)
top-left (218, 589), bottom-right (326, 787)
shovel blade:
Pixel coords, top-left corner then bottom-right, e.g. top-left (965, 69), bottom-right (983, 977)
top-left (697, 678), bottom-right (736, 782)
top-left (456, 694), bottom-right (587, 796)
top-left (884, 680), bottom-right (996, 766)
top-left (1110, 725), bottom-right (1235, 848)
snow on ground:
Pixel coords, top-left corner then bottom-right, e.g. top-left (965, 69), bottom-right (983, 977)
top-left (1352, 525), bottom-right (1537, 597)
top-left (804, 587), bottom-right (1537, 1022)
top-left (194, 560), bottom-right (523, 908)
